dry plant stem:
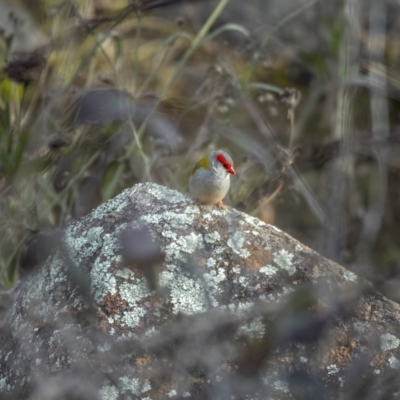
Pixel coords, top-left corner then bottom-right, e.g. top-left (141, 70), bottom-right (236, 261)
top-left (355, 3), bottom-right (389, 267)
top-left (290, 166), bottom-right (325, 223)
top-left (161, 0), bottom-right (231, 95)
top-left (263, 90), bottom-right (299, 206)
top-left (187, 108), bottom-right (214, 156)
top-left (243, 95), bottom-right (276, 143)
top-left (137, 30), bottom-right (193, 97)
top-left (105, 0), bottom-right (231, 194)
top-left (74, 9), bottom-right (118, 78)
top-left (261, 180), bottom-right (285, 207)
top-left (102, 119), bottom-right (152, 201)
top-left (132, 14), bottom-right (143, 93)
top-left (288, 91), bottom-right (300, 153)
top-left (66, 4), bottom-right (136, 88)
top-left (261, 0), bottom-right (320, 49)
top-left (3, 150), bottom-right (102, 276)
top-left (243, 95), bottom-right (324, 218)
top-left (242, 0), bottom-right (320, 86)
top-left (136, 0), bottom-right (231, 127)
top-left (319, 0), bottom-right (361, 260)
top-left (21, 55), bottom-right (54, 128)
top-left (10, 84), bottom-right (22, 126)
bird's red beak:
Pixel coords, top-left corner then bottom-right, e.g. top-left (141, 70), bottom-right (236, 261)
top-left (227, 166), bottom-right (236, 175)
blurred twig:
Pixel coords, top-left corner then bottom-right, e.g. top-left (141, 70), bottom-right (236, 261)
top-left (319, 0), bottom-right (361, 261)
top-left (355, 3), bottom-right (389, 271)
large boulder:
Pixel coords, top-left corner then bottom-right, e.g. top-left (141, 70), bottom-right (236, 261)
top-left (1, 182), bottom-right (400, 399)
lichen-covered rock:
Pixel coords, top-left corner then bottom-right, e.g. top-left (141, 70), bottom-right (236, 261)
top-left (1, 183), bottom-right (400, 399)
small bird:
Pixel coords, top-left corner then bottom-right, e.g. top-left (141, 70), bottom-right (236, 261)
top-left (189, 150), bottom-right (236, 209)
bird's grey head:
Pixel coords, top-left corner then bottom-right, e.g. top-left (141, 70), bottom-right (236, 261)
top-left (210, 150), bottom-right (236, 176)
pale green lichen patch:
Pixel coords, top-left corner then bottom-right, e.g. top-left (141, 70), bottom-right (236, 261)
top-left (201, 213), bottom-right (213, 221)
top-left (204, 231), bottom-right (221, 244)
top-left (295, 244), bottom-right (303, 252)
top-left (24, 267), bottom-right (47, 310)
top-left (86, 226), bottom-right (104, 248)
top-left (274, 380), bottom-right (289, 393)
top-left (118, 376), bottom-right (151, 395)
top-left (90, 187), bottom-right (131, 219)
top-left (380, 333), bottom-right (400, 351)
top-left (159, 267), bottom-right (208, 315)
top-left (90, 263), bottom-right (116, 303)
top-left (145, 327), bottom-right (159, 337)
top-left (98, 343), bottom-right (111, 352)
top-left (207, 258), bottom-right (216, 268)
top-left (65, 225), bottom-right (96, 256)
top-left (343, 271), bottom-right (358, 282)
top-left (260, 265), bottom-right (278, 276)
top-left (240, 212), bottom-right (267, 229)
top-left (327, 364), bottom-right (339, 374)
top-left (235, 301), bottom-right (255, 314)
top-left (389, 356), bottom-right (400, 369)
top-left (238, 275), bottom-right (248, 286)
top-left (211, 209), bottom-right (224, 216)
top-left (227, 232), bottom-right (250, 258)
top-left (0, 377), bottom-right (9, 392)
top-left (115, 267), bottom-right (135, 280)
top-left (204, 268), bottom-right (227, 306)
top-left (162, 232), bottom-right (204, 262)
top-left (236, 317), bottom-right (266, 341)
top-left (141, 210), bottom-right (197, 227)
top-left (48, 257), bottom-right (67, 287)
top-left (147, 184), bottom-right (187, 203)
top-left (118, 278), bottom-right (151, 328)
top-left (88, 232), bottom-right (122, 303)
top-left (184, 204), bottom-right (200, 215)
top-left (99, 385), bottom-right (119, 400)
top-left (232, 267), bottom-right (240, 274)
top-left (273, 249), bottom-right (295, 275)
top-left (119, 279), bottom-right (150, 306)
top-left (175, 232), bottom-right (204, 254)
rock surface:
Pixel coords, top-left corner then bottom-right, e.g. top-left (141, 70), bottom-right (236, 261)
top-left (1, 182), bottom-right (400, 399)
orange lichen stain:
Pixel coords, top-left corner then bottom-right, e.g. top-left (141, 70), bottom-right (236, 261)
top-left (258, 199), bottom-right (276, 225)
top-left (124, 264), bottom-right (142, 276)
top-left (372, 353), bottom-right (389, 370)
top-left (245, 248), bottom-right (272, 270)
top-left (136, 355), bottom-right (151, 369)
top-left (102, 292), bottom-right (128, 315)
top-left (329, 345), bottom-right (352, 366)
top-left (197, 258), bottom-right (206, 268)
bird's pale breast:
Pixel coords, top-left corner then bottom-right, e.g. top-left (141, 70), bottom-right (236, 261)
top-left (189, 168), bottom-right (231, 204)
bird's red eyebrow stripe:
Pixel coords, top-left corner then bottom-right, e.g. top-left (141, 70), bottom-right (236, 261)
top-left (216, 153), bottom-right (231, 167)
top-left (216, 153), bottom-right (236, 175)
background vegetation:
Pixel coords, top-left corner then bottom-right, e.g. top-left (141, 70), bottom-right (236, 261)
top-left (0, 0), bottom-right (399, 302)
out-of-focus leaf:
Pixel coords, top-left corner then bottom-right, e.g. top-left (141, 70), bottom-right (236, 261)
top-left (206, 23), bottom-right (251, 41)
top-left (0, 1), bottom-right (48, 56)
top-left (247, 82), bottom-right (284, 96)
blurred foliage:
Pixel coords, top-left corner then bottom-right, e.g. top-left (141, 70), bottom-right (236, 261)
top-left (0, 0), bottom-right (399, 307)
